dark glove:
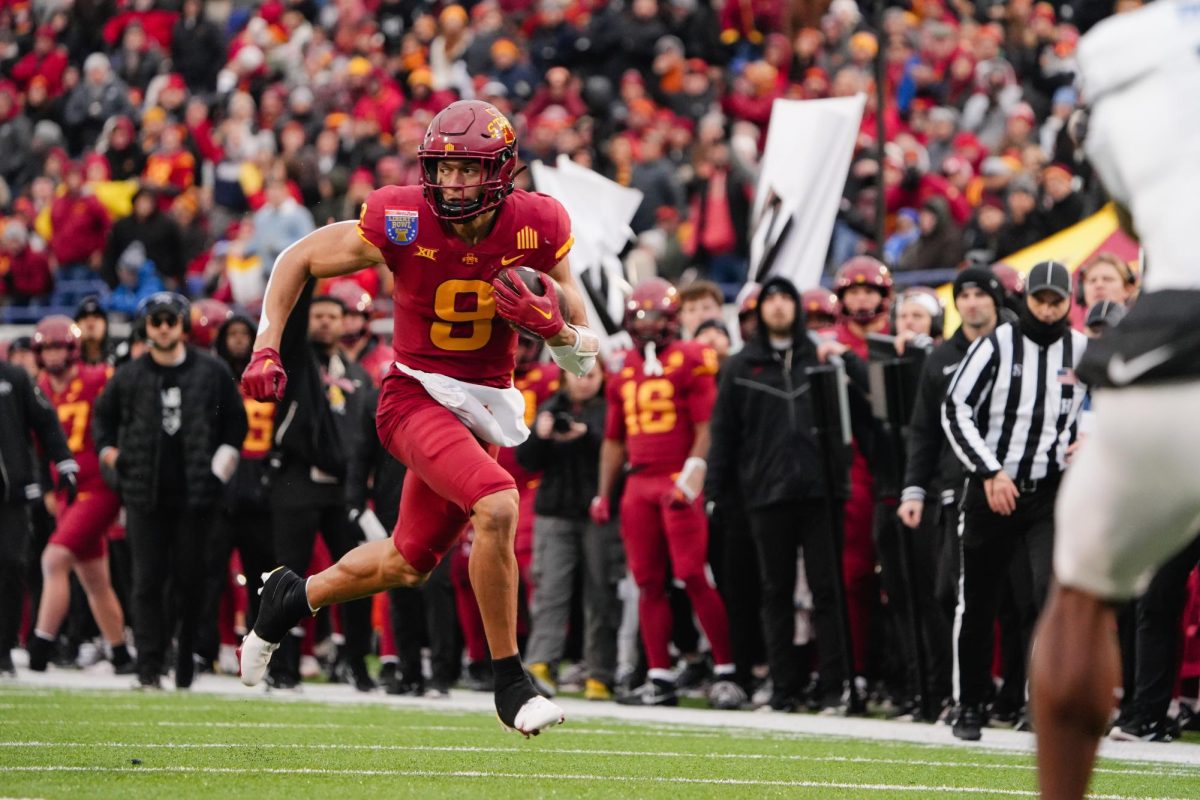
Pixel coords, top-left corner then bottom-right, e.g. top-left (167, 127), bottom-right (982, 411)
top-left (56, 460), bottom-right (79, 507)
top-left (241, 347), bottom-right (287, 401)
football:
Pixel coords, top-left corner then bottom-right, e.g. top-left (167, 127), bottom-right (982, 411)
top-left (493, 266), bottom-right (570, 339)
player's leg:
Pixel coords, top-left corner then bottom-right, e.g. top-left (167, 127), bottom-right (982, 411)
top-left (1034, 384), bottom-right (1200, 799)
top-left (74, 557), bottom-right (130, 662)
top-left (27, 543), bottom-right (73, 671)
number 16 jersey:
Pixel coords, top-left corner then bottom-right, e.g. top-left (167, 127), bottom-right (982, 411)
top-left (604, 341), bottom-right (719, 475)
top-left (357, 185), bottom-right (573, 388)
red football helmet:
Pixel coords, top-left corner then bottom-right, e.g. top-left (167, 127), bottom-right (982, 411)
top-left (190, 298), bottom-right (232, 349)
top-left (624, 278), bottom-right (680, 349)
top-left (834, 256), bottom-right (893, 324)
top-left (800, 287), bottom-right (838, 329)
top-left (32, 315), bottom-right (81, 375)
top-left (418, 100), bottom-right (519, 222)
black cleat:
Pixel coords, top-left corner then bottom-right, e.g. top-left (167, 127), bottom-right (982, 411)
top-left (952, 704), bottom-right (985, 741)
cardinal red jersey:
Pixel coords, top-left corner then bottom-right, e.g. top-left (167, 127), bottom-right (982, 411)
top-left (604, 341), bottom-right (718, 475)
top-left (357, 185), bottom-right (574, 388)
top-left (497, 362), bottom-right (562, 490)
top-left (240, 396), bottom-right (276, 460)
top-left (38, 364), bottom-right (112, 491)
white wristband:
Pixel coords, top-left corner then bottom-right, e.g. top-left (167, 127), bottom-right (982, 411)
top-left (549, 324), bottom-right (600, 377)
top-left (674, 456), bottom-right (707, 502)
top-left (210, 444), bottom-right (241, 484)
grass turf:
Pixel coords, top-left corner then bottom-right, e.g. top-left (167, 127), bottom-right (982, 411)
top-left (1, 687), bottom-right (1197, 799)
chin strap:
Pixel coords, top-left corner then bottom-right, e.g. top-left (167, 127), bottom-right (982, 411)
top-left (642, 341), bottom-right (663, 377)
top-left (548, 324), bottom-right (600, 377)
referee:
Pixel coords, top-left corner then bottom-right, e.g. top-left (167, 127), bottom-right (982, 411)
top-left (941, 261), bottom-right (1088, 741)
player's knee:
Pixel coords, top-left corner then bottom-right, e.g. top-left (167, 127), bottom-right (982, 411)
top-left (40, 544), bottom-right (72, 574)
top-left (472, 490), bottom-right (519, 536)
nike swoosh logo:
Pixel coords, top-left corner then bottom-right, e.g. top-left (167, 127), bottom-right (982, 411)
top-left (501, 255), bottom-right (522, 265)
top-left (533, 306), bottom-right (554, 320)
top-left (1107, 345), bottom-right (1174, 386)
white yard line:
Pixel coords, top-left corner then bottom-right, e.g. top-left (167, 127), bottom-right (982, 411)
top-left (2, 765), bottom-right (1191, 800)
top-left (7, 669), bottom-right (1200, 768)
top-left (0, 741), bottom-right (1192, 779)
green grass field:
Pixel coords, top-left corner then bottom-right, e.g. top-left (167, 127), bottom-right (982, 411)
top-left (2, 687), bottom-right (1198, 799)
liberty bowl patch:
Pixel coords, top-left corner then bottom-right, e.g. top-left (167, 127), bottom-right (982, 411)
top-left (385, 208), bottom-right (418, 245)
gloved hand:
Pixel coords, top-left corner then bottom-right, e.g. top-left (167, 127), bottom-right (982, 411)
top-left (491, 268), bottom-right (565, 340)
top-left (241, 347), bottom-right (287, 401)
top-left (665, 457), bottom-right (705, 509)
top-left (56, 460), bottom-right (79, 507)
top-left (589, 495), bottom-right (610, 525)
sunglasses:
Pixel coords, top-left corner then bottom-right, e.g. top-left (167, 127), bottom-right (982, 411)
top-left (148, 313), bottom-right (180, 329)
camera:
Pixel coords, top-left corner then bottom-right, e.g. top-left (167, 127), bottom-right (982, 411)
top-left (552, 412), bottom-right (575, 433)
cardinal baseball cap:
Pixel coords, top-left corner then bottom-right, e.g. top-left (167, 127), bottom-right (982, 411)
top-left (1027, 261), bottom-right (1071, 301)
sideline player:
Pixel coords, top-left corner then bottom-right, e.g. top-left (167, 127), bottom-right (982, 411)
top-left (238, 100), bottom-right (599, 735)
top-left (1030, 3), bottom-right (1200, 797)
top-left (26, 316), bottom-right (132, 674)
top-left (591, 278), bottom-right (741, 708)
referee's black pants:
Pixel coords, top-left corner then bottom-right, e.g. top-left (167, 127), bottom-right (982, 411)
top-left (955, 477), bottom-right (1056, 709)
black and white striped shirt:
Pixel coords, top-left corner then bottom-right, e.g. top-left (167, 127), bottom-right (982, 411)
top-left (942, 322), bottom-right (1089, 483)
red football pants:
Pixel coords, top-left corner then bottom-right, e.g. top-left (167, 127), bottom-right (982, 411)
top-left (619, 472), bottom-right (732, 671)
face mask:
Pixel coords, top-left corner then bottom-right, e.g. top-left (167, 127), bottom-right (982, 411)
top-left (1018, 301), bottom-right (1070, 347)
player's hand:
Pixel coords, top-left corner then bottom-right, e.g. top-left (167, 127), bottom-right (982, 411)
top-left (57, 470), bottom-right (78, 508)
top-left (589, 495), bottom-right (610, 525)
top-left (897, 499), bottom-right (924, 529)
top-left (1065, 438), bottom-right (1086, 465)
top-left (984, 471), bottom-right (1020, 516)
top-left (492, 268), bottom-right (565, 340)
top-left (816, 340), bottom-right (849, 363)
top-left (241, 347), bottom-right (287, 401)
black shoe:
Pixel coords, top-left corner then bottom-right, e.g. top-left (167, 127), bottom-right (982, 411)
top-left (379, 662), bottom-right (399, 692)
top-left (134, 669), bottom-right (163, 690)
top-left (616, 678), bottom-right (678, 706)
top-left (111, 644), bottom-right (136, 675)
top-left (1110, 717), bottom-right (1176, 743)
top-left (952, 705), bottom-right (985, 741)
top-left (761, 693), bottom-right (799, 713)
top-left (466, 660), bottom-right (494, 692)
top-left (266, 671), bottom-right (298, 690)
top-left (175, 654), bottom-right (196, 690)
top-left (988, 700), bottom-right (1021, 728)
top-left (0, 649), bottom-right (14, 677)
top-left (676, 656), bottom-right (712, 692)
top-left (340, 657), bottom-right (375, 692)
top-left (26, 635), bottom-right (53, 672)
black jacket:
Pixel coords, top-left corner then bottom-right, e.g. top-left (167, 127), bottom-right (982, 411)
top-left (102, 211), bottom-right (184, 286)
top-left (93, 347), bottom-right (247, 511)
top-left (0, 362), bottom-right (74, 504)
top-left (706, 276), bottom-right (840, 511)
top-left (346, 388), bottom-right (406, 530)
top-left (901, 326), bottom-right (977, 506)
top-left (515, 390), bottom-right (607, 520)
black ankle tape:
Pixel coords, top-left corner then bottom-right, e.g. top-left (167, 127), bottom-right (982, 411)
top-left (491, 655), bottom-right (526, 690)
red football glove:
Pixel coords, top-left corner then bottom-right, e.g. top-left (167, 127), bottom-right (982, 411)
top-left (589, 496), bottom-right (611, 525)
top-left (241, 347), bottom-right (287, 401)
top-left (491, 268), bottom-right (565, 340)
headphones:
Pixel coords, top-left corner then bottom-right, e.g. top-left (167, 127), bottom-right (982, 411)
top-left (136, 291), bottom-right (192, 336)
top-left (1074, 254), bottom-right (1137, 306)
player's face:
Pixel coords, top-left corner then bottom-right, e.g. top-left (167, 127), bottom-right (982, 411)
top-left (896, 301), bottom-right (933, 337)
top-left (146, 310), bottom-right (184, 350)
top-left (308, 302), bottom-right (344, 348)
top-left (436, 159), bottom-right (485, 204)
top-left (760, 292), bottom-right (796, 336)
top-left (78, 315), bottom-right (106, 342)
top-left (1027, 290), bottom-right (1070, 324)
top-left (955, 287), bottom-right (997, 330)
top-left (564, 366), bottom-right (603, 402)
top-left (1083, 263), bottom-right (1131, 307)
top-left (38, 344), bottom-right (70, 375)
top-left (629, 312), bottom-right (669, 345)
top-left (842, 285), bottom-right (882, 316)
top-left (680, 297), bottom-right (722, 337)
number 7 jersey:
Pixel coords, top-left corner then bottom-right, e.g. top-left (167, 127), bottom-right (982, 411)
top-left (38, 364), bottom-right (111, 491)
top-left (604, 341), bottom-right (719, 474)
top-left (357, 185), bottom-right (573, 388)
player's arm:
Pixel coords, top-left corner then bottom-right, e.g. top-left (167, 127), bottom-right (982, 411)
top-left (543, 255), bottom-right (599, 376)
top-left (590, 377), bottom-right (627, 524)
top-left (254, 221), bottom-right (384, 352)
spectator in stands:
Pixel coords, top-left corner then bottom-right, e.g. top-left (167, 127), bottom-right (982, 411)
top-left (171, 0), bottom-right (224, 92)
top-left (11, 26), bottom-right (69, 97)
top-left (0, 219), bottom-right (52, 305)
top-left (107, 242), bottom-right (165, 319)
top-left (252, 177), bottom-right (315, 273)
top-left (63, 53), bottom-right (134, 154)
top-left (996, 175), bottom-right (1044, 257)
top-left (111, 21), bottom-right (165, 93)
top-left (101, 116), bottom-right (146, 182)
top-left (47, 162), bottom-right (110, 279)
top-left (103, 188), bottom-right (184, 290)
top-left (0, 83), bottom-right (32, 190)
top-left (1040, 163), bottom-right (1085, 236)
top-left (897, 196), bottom-right (966, 271)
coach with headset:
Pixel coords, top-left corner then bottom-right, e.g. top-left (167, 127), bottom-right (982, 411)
top-left (940, 261), bottom-right (1088, 741)
top-left (94, 292), bottom-right (247, 689)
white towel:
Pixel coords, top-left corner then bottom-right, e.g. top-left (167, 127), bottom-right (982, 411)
top-left (393, 361), bottom-right (530, 447)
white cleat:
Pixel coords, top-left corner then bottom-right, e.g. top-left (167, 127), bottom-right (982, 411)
top-left (239, 631), bottom-right (279, 687)
top-left (500, 696), bottom-right (565, 738)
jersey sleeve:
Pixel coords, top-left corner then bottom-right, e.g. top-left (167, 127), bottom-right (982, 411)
top-left (531, 194), bottom-right (573, 271)
top-left (685, 344), bottom-right (719, 425)
top-left (355, 188), bottom-right (398, 260)
top-left (603, 371), bottom-right (626, 441)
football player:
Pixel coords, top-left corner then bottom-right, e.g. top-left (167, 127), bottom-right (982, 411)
top-left (26, 316), bottom-right (132, 674)
top-left (240, 100), bottom-right (598, 735)
top-left (591, 278), bottom-right (742, 708)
